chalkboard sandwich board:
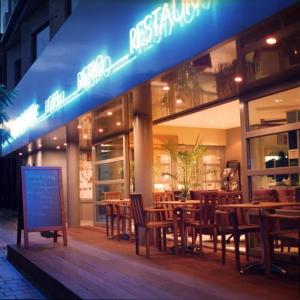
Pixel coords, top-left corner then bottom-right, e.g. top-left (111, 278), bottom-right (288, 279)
top-left (20, 166), bottom-right (68, 248)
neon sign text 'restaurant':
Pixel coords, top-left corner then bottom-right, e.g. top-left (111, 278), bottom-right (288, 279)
top-left (4, 0), bottom-right (209, 146)
top-left (129, 0), bottom-right (211, 54)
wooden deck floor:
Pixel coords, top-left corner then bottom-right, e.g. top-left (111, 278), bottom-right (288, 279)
top-left (7, 227), bottom-right (300, 299)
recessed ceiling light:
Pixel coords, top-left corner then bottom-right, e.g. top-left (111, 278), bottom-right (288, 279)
top-left (234, 76), bottom-right (243, 83)
top-left (266, 37), bottom-right (277, 45)
top-left (162, 86), bottom-right (170, 91)
top-left (77, 125), bottom-right (82, 129)
top-left (107, 111), bottom-right (113, 116)
top-left (116, 122), bottom-right (122, 126)
top-left (83, 134), bottom-right (88, 139)
top-left (53, 136), bottom-right (57, 140)
top-left (98, 128), bottom-right (104, 133)
top-left (56, 145), bottom-right (61, 149)
top-left (18, 152), bottom-right (23, 156)
top-left (176, 99), bottom-right (183, 104)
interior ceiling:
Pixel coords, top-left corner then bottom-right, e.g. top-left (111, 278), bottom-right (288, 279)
top-left (161, 100), bottom-right (241, 129)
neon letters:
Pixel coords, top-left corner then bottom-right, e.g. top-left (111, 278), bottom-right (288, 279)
top-left (129, 0), bottom-right (211, 54)
top-left (10, 104), bottom-right (39, 139)
top-left (5, 0), bottom-right (211, 146)
top-left (77, 55), bottom-right (112, 91)
top-left (45, 90), bottom-right (65, 115)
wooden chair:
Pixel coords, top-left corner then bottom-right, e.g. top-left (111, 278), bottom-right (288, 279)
top-left (262, 213), bottom-right (300, 275)
top-left (152, 191), bottom-right (174, 221)
top-left (184, 191), bottom-right (219, 253)
top-left (130, 193), bottom-right (174, 257)
top-left (216, 192), bottom-right (260, 270)
top-left (104, 191), bottom-right (122, 238)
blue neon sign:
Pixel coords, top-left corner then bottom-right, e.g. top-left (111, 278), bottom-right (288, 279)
top-left (4, 0), bottom-right (206, 146)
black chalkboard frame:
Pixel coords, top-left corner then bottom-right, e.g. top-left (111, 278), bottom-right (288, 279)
top-left (21, 166), bottom-right (68, 248)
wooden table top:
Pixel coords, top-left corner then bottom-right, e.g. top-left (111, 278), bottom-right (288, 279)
top-left (218, 202), bottom-right (299, 209)
top-left (156, 200), bottom-right (201, 206)
top-left (102, 199), bottom-right (130, 205)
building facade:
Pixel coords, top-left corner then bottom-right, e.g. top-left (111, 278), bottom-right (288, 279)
top-left (1, 0), bottom-right (300, 226)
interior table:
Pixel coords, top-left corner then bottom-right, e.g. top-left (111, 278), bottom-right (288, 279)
top-left (218, 201), bottom-right (300, 275)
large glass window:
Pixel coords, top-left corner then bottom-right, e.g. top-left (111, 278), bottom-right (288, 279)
top-left (93, 94), bottom-right (133, 142)
top-left (239, 6), bottom-right (300, 84)
top-left (250, 131), bottom-right (299, 170)
top-left (151, 41), bottom-right (238, 120)
top-left (95, 137), bottom-right (123, 161)
top-left (33, 25), bottom-right (49, 61)
top-left (248, 87), bottom-right (300, 130)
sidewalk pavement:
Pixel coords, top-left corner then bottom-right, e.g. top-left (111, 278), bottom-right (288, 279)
top-left (0, 210), bottom-right (45, 299)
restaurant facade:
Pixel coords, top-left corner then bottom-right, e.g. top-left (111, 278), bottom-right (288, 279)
top-left (1, 0), bottom-right (300, 227)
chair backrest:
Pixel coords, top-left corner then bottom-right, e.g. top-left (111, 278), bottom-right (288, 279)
top-left (152, 191), bottom-right (174, 219)
top-left (218, 191), bottom-right (245, 225)
top-left (253, 189), bottom-right (277, 202)
top-left (104, 191), bottom-right (122, 200)
top-left (218, 191), bottom-right (243, 205)
top-left (130, 193), bottom-right (147, 226)
top-left (190, 190), bottom-right (218, 200)
top-left (274, 188), bottom-right (295, 203)
top-left (197, 191), bottom-right (219, 225)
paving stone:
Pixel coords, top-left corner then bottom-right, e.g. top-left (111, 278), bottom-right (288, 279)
top-left (0, 210), bottom-right (45, 299)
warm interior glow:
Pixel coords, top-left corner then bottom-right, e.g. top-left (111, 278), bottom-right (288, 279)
top-left (162, 86), bottom-right (170, 91)
top-left (234, 76), bottom-right (243, 83)
top-left (107, 111), bottom-right (113, 116)
top-left (98, 128), bottom-right (104, 132)
top-left (116, 122), bottom-right (122, 126)
top-left (53, 136), bottom-right (57, 140)
top-left (83, 134), bottom-right (88, 139)
top-left (64, 143), bottom-right (67, 146)
top-left (38, 143), bottom-right (42, 148)
top-left (56, 145), bottom-right (61, 149)
top-left (77, 125), bottom-right (82, 129)
top-left (176, 98), bottom-right (183, 104)
top-left (266, 37), bottom-right (277, 45)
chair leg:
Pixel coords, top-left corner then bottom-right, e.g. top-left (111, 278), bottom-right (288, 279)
top-left (129, 218), bottom-right (133, 241)
top-left (105, 215), bottom-right (109, 238)
top-left (221, 233), bottom-right (226, 264)
top-left (245, 234), bottom-right (250, 262)
top-left (156, 228), bottom-right (162, 251)
top-left (199, 229), bottom-right (203, 254)
top-left (110, 215), bottom-right (114, 238)
top-left (135, 225), bottom-right (139, 255)
top-left (146, 229), bottom-right (150, 258)
top-left (233, 233), bottom-right (241, 271)
top-left (163, 228), bottom-right (167, 252)
top-left (192, 228), bottom-right (196, 244)
top-left (213, 229), bottom-right (217, 253)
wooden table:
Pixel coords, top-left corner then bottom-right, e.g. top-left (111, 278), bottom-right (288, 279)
top-left (218, 201), bottom-right (299, 274)
top-left (156, 200), bottom-right (201, 206)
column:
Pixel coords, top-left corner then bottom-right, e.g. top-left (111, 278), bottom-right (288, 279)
top-left (66, 120), bottom-right (80, 227)
top-left (133, 83), bottom-right (153, 207)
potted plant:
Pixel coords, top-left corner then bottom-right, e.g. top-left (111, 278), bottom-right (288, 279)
top-left (163, 136), bottom-right (207, 200)
top-left (0, 84), bottom-right (14, 153)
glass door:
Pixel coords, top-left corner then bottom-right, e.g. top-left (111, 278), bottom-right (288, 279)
top-left (93, 135), bottom-right (127, 225)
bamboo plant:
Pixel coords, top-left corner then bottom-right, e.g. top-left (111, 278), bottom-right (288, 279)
top-left (163, 136), bottom-right (207, 199)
